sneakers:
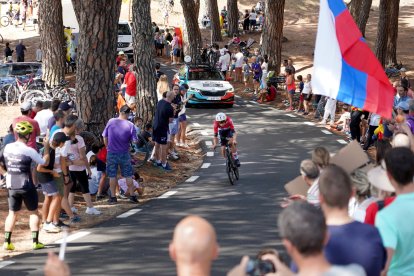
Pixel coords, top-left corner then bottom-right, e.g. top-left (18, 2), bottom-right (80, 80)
top-left (129, 195), bottom-right (139, 203)
top-left (56, 220), bottom-right (70, 228)
top-left (85, 207), bottom-right (101, 215)
top-left (43, 222), bottom-right (61, 233)
top-left (33, 242), bottom-right (45, 250)
top-left (69, 215), bottom-right (81, 223)
top-left (96, 194), bottom-right (106, 200)
top-left (234, 159), bottom-right (241, 167)
top-left (176, 142), bottom-right (183, 147)
top-left (71, 207), bottom-right (78, 214)
top-left (162, 162), bottom-right (172, 171)
top-left (320, 119), bottom-right (327, 125)
top-left (3, 242), bottom-right (15, 251)
top-left (153, 161), bottom-right (162, 167)
top-left (108, 197), bottom-right (118, 205)
top-left (168, 152), bottom-right (179, 160)
top-left (60, 212), bottom-right (69, 220)
top-left (181, 143), bottom-right (189, 148)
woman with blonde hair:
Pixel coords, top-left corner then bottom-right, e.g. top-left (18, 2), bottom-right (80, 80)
top-left (311, 147), bottom-right (330, 170)
top-left (156, 75), bottom-right (169, 101)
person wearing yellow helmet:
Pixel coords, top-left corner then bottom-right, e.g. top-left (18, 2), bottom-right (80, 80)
top-left (1, 121), bottom-right (51, 251)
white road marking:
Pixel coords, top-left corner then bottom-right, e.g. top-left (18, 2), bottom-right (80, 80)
top-left (201, 163), bottom-right (211, 169)
top-left (158, 191), bottom-right (178, 199)
top-left (249, 101), bottom-right (258, 104)
top-left (285, 114), bottom-right (296, 118)
top-left (186, 176), bottom-right (200, 182)
top-left (205, 140), bottom-right (213, 146)
top-left (235, 95), bottom-right (241, 98)
top-left (186, 115), bottom-right (191, 119)
top-left (117, 209), bottom-right (142, 218)
top-left (0, 261), bottom-right (15, 269)
top-left (234, 104), bottom-right (240, 107)
top-left (304, 122), bottom-right (315, 126)
top-left (246, 104), bottom-right (253, 107)
top-left (193, 123), bottom-right (200, 127)
top-left (337, 139), bottom-right (348, 144)
top-left (206, 151), bottom-right (214, 157)
top-left (201, 131), bottom-right (209, 136)
top-left (321, 129), bottom-right (332, 135)
top-left (55, 231), bottom-right (91, 244)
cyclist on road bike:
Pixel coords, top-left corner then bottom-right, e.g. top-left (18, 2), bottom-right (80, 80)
top-left (212, 112), bottom-right (240, 167)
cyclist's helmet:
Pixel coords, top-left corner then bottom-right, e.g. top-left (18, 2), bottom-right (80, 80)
top-left (215, 112), bottom-right (227, 122)
top-left (14, 121), bottom-right (34, 136)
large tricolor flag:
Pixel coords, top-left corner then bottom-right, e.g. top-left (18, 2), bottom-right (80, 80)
top-left (313, 0), bottom-right (394, 118)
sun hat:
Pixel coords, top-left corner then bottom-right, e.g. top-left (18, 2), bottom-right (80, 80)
top-left (367, 162), bottom-right (395, 192)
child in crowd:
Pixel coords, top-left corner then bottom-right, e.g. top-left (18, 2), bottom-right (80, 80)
top-left (138, 123), bottom-right (154, 151)
top-left (134, 117), bottom-right (143, 136)
top-left (333, 105), bottom-right (351, 135)
top-left (242, 58), bottom-right (251, 92)
top-left (296, 75), bottom-right (305, 113)
top-left (118, 172), bottom-right (144, 199)
top-left (257, 82), bottom-right (276, 103)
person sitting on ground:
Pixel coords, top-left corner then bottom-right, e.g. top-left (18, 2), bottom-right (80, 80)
top-left (117, 172), bottom-right (144, 198)
top-left (170, 216), bottom-right (219, 276)
top-left (376, 147), bottom-right (414, 275)
top-left (257, 81), bottom-right (276, 103)
top-left (281, 159), bottom-right (320, 208)
top-left (318, 165), bottom-right (386, 276)
top-left (134, 117), bottom-right (143, 136)
top-left (231, 34), bottom-right (240, 45)
top-left (332, 105), bottom-right (351, 133)
top-left (228, 202), bottom-right (366, 276)
top-left (137, 123), bottom-right (154, 151)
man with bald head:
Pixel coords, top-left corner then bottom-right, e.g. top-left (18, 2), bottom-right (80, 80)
top-left (170, 216), bottom-right (219, 276)
top-left (152, 90), bottom-right (175, 171)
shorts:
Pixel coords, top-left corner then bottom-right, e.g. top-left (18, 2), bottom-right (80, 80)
top-left (179, 114), bottom-right (187, 122)
top-left (153, 129), bottom-right (168, 145)
top-left (173, 48), bottom-right (181, 57)
top-left (8, 188), bottom-right (38, 212)
top-left (106, 152), bottom-right (133, 178)
top-left (125, 94), bottom-right (136, 105)
top-left (41, 180), bottom-right (58, 196)
top-left (250, 19), bottom-right (256, 27)
top-left (288, 89), bottom-right (295, 95)
top-left (299, 93), bottom-right (304, 102)
top-left (218, 129), bottom-right (234, 146)
top-left (243, 74), bottom-right (251, 83)
top-left (69, 170), bottom-right (90, 194)
top-left (304, 94), bottom-right (312, 102)
top-left (54, 174), bottom-right (64, 196)
top-left (169, 118), bottom-right (179, 135)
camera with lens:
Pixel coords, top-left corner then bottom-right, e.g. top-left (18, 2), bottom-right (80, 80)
top-left (246, 258), bottom-right (275, 276)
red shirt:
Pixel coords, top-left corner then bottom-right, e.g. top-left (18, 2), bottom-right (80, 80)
top-left (213, 116), bottom-right (235, 136)
top-left (364, 196), bottom-right (396, 225)
top-left (12, 115), bottom-right (41, 150)
top-left (266, 86), bottom-right (276, 102)
top-left (124, 72), bottom-right (137, 97)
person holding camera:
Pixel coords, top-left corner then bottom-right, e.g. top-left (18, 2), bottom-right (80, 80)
top-left (176, 84), bottom-right (194, 148)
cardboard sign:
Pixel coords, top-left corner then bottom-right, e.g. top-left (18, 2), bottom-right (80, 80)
top-left (330, 140), bottom-right (370, 174)
top-left (284, 176), bottom-right (309, 196)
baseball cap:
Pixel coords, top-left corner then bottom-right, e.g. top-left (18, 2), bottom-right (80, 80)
top-left (20, 101), bottom-right (32, 111)
top-left (396, 101), bottom-right (409, 111)
top-left (120, 105), bottom-right (131, 114)
top-left (118, 51), bottom-right (125, 55)
top-left (367, 162), bottom-right (395, 192)
top-left (180, 84), bottom-right (189, 91)
top-left (53, 132), bottom-right (70, 144)
top-left (59, 101), bottom-right (73, 111)
top-left (400, 68), bottom-right (407, 72)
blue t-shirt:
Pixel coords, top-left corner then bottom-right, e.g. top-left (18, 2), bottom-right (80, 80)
top-left (49, 125), bottom-right (61, 138)
top-left (326, 221), bottom-right (386, 276)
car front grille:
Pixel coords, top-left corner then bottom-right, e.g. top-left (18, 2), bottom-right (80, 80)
top-left (200, 90), bottom-right (227, 97)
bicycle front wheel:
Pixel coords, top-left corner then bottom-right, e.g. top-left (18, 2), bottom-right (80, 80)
top-left (226, 157), bottom-right (235, 185)
top-left (0, 16), bottom-right (10, 27)
top-left (5, 84), bottom-right (18, 106)
top-left (23, 90), bottom-right (48, 105)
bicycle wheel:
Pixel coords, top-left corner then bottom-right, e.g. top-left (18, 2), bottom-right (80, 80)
top-left (23, 90), bottom-right (47, 105)
top-left (226, 154), bottom-right (235, 185)
top-left (0, 33), bottom-right (3, 44)
top-left (0, 86), bottom-right (7, 105)
top-left (5, 84), bottom-right (17, 106)
top-left (0, 16), bottom-right (9, 27)
top-left (132, 136), bottom-right (150, 168)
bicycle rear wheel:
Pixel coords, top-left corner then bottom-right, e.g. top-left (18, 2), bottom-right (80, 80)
top-left (23, 90), bottom-right (48, 105)
top-left (5, 84), bottom-right (17, 106)
top-left (226, 156), bottom-right (235, 185)
top-left (0, 16), bottom-right (10, 27)
top-left (233, 165), bottom-right (239, 180)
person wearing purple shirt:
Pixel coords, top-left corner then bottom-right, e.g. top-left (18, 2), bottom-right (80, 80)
top-left (251, 56), bottom-right (262, 94)
top-left (407, 100), bottom-right (414, 134)
top-left (102, 105), bottom-right (138, 204)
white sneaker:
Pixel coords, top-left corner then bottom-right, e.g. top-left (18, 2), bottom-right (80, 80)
top-left (176, 142), bottom-right (183, 147)
top-left (319, 120), bottom-right (327, 125)
top-left (71, 207), bottom-right (78, 214)
top-left (172, 62), bottom-right (176, 65)
top-left (181, 143), bottom-right (189, 148)
top-left (43, 222), bottom-right (61, 233)
top-left (85, 207), bottom-right (101, 215)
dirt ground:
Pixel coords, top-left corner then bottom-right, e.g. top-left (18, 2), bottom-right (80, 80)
top-left (0, 0), bottom-right (412, 259)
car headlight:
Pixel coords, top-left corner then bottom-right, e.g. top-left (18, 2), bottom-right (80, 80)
top-left (227, 88), bottom-right (234, 93)
top-left (189, 87), bottom-right (201, 93)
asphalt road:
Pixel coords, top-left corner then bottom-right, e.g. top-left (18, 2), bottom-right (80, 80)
top-left (0, 95), bottom-right (348, 275)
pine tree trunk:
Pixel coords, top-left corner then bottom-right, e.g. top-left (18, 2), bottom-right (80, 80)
top-left (349, 0), bottom-right (363, 21)
top-left (374, 0), bottom-right (390, 67)
top-left (132, 0), bottom-right (157, 125)
top-left (38, 0), bottom-right (65, 86)
top-left (386, 0), bottom-right (400, 65)
top-left (72, 0), bottom-right (122, 136)
top-left (207, 0), bottom-right (222, 42)
top-left (357, 0), bottom-right (373, 37)
top-left (227, 0), bottom-right (239, 36)
top-left (261, 0), bottom-right (285, 74)
top-left (181, 0), bottom-right (202, 62)
top-left (194, 0), bottom-right (200, 16)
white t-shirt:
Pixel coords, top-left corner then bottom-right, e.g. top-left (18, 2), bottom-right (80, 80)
top-left (34, 109), bottom-right (53, 135)
top-left (302, 81), bottom-right (312, 94)
top-left (261, 62), bottom-right (268, 75)
top-left (370, 113), bottom-right (381, 126)
top-left (118, 178), bottom-right (140, 193)
top-left (322, 264), bottom-right (366, 276)
top-left (307, 179), bottom-right (320, 206)
top-left (62, 135), bottom-right (86, 172)
top-left (219, 53), bottom-right (231, 72)
top-left (235, 52), bottom-right (244, 68)
top-left (249, 12), bottom-right (257, 20)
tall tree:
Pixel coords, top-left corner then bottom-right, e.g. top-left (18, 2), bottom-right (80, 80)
top-left (72, 0), bottom-right (122, 135)
top-left (180, 0), bottom-right (202, 62)
top-left (386, 0), bottom-right (400, 65)
top-left (356, 0), bottom-right (373, 37)
top-left (374, 0), bottom-right (391, 67)
top-left (38, 0), bottom-right (65, 86)
top-left (227, 0), bottom-right (239, 36)
top-left (194, 0), bottom-right (200, 16)
top-left (261, 0), bottom-right (285, 74)
top-left (349, 0), bottom-right (363, 21)
top-left (132, 0), bottom-right (157, 124)
top-left (207, 0), bottom-right (222, 42)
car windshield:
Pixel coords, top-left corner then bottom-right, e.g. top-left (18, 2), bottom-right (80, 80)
top-left (118, 24), bottom-right (131, 35)
top-left (0, 65), bottom-right (9, 78)
top-left (188, 69), bottom-right (223, 81)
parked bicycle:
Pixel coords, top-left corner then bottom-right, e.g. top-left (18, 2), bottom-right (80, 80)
top-left (0, 75), bottom-right (42, 106)
top-left (0, 8), bottom-right (17, 27)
